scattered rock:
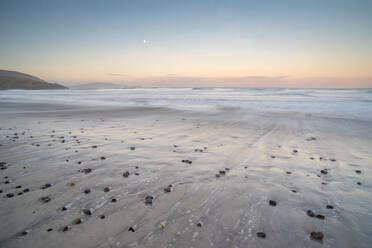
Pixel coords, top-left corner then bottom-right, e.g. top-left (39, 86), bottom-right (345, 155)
top-left (40, 196), bottom-right (51, 203)
top-left (215, 173), bottom-right (220, 178)
top-left (310, 231), bottom-right (324, 241)
top-left (61, 206), bottom-right (67, 211)
top-left (145, 195), bottom-right (153, 205)
top-left (269, 200), bottom-right (277, 206)
top-left (92, 145), bottom-right (98, 148)
top-left (6, 193), bottom-right (14, 198)
top-left (41, 183), bottom-right (52, 189)
top-left (84, 189), bottom-right (91, 194)
top-left (357, 182), bottom-right (362, 185)
top-left (316, 214), bottom-right (325, 220)
top-left (326, 205), bottom-right (334, 209)
top-left (83, 209), bottom-right (93, 216)
top-left (330, 158), bottom-right (336, 162)
top-left (111, 198), bottom-right (117, 203)
top-left (164, 185), bottom-right (172, 193)
top-left (20, 230), bottom-right (29, 236)
top-left (99, 214), bottom-right (105, 219)
top-left (291, 190), bottom-right (297, 193)
top-left (293, 149), bottom-right (298, 153)
top-left (15, 185), bottom-right (22, 189)
top-left (257, 232), bottom-right (266, 238)
top-left (286, 171), bottom-right (292, 174)
top-left (219, 170), bottom-right (226, 175)
top-left (128, 224), bottom-right (137, 232)
top-left (47, 228), bottom-right (53, 232)
top-left (355, 170), bottom-right (362, 174)
top-left (100, 156), bottom-right (106, 160)
top-left (320, 169), bottom-right (328, 174)
top-left (62, 226), bottom-right (70, 232)
top-left (23, 188), bottom-right (30, 193)
top-left (123, 171), bottom-right (130, 178)
top-left (196, 222), bottom-right (203, 227)
top-left (103, 187), bottom-right (110, 192)
top-left (82, 168), bottom-right (92, 174)
top-left (130, 147), bottom-right (136, 150)
top-left (307, 210), bottom-right (315, 217)
top-left (181, 159), bottom-right (192, 164)
top-left (271, 155), bottom-right (276, 159)
top-left (73, 218), bottom-right (82, 225)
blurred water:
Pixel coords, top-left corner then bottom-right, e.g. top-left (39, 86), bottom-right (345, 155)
top-left (1, 88), bottom-right (372, 121)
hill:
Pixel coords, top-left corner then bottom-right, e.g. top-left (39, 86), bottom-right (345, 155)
top-left (0, 70), bottom-right (67, 90)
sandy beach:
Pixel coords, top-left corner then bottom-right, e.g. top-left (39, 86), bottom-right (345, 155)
top-left (1, 100), bottom-right (372, 248)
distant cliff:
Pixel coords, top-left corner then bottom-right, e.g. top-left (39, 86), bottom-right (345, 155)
top-left (0, 70), bottom-right (67, 90)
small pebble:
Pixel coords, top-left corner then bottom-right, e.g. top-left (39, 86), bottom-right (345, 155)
top-left (310, 231), bottom-right (324, 241)
top-left (316, 214), bottom-right (325, 220)
top-left (111, 198), bottom-right (117, 203)
top-left (123, 171), bottom-right (130, 178)
top-left (73, 218), bottom-right (82, 225)
top-left (307, 210), bottom-right (315, 217)
top-left (103, 187), bottom-right (110, 192)
top-left (355, 170), bottom-right (362, 174)
top-left (84, 189), bottom-right (91, 194)
top-left (269, 200), bottom-right (277, 206)
top-left (257, 232), bottom-right (266, 238)
top-left (326, 205), bottom-right (334, 209)
top-left (40, 196), bottom-right (51, 203)
top-left (145, 195), bottom-right (153, 205)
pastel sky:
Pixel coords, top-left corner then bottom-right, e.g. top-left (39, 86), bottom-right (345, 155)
top-left (0, 0), bottom-right (371, 87)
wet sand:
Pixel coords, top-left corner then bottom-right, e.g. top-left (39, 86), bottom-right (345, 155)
top-left (1, 103), bottom-right (372, 248)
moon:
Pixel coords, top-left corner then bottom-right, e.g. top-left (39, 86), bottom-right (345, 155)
top-left (143, 39), bottom-right (147, 44)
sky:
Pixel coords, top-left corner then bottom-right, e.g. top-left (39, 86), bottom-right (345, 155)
top-left (0, 0), bottom-right (371, 87)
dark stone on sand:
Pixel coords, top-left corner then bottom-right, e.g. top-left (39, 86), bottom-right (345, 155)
top-left (84, 189), bottom-right (91, 194)
top-left (164, 185), bottom-right (172, 193)
top-left (103, 187), bottom-right (110, 192)
top-left (111, 198), bottom-right (117, 203)
top-left (326, 205), bottom-right (334, 209)
top-left (73, 218), bottom-right (82, 225)
top-left (271, 155), bottom-right (276, 159)
top-left (310, 157), bottom-right (314, 160)
top-left (23, 188), bottom-right (29, 193)
top-left (5, 181), bottom-right (10, 184)
top-left (357, 182), bottom-right (362, 185)
top-left (100, 156), bottom-right (106, 160)
top-left (316, 214), bottom-right (325, 220)
top-left (330, 158), bottom-right (336, 162)
top-left (21, 230), bottom-right (29, 236)
top-left (123, 171), bottom-right (130, 178)
top-left (257, 232), bottom-right (266, 238)
top-left (181, 159), bottom-right (192, 164)
top-left (128, 225), bottom-right (137, 232)
top-left (286, 171), bottom-right (292, 174)
top-left (100, 214), bottom-right (105, 219)
top-left (62, 226), bottom-right (69, 232)
top-left (47, 228), bottom-right (53, 232)
top-left (219, 170), bottom-right (226, 175)
top-left (61, 206), bottom-right (67, 211)
top-left (307, 210), bottom-right (315, 217)
top-left (15, 185), bottom-right (22, 188)
top-left (41, 183), bottom-right (52, 189)
top-left (6, 193), bottom-right (14, 198)
top-left (196, 222), bottom-right (202, 227)
top-left (225, 168), bottom-right (230, 171)
top-left (134, 173), bottom-right (140, 176)
top-left (83, 209), bottom-right (92, 216)
top-left (355, 170), bottom-right (362, 174)
top-left (145, 195), bottom-right (153, 205)
top-left (310, 231), bottom-right (324, 241)
top-left (40, 196), bottom-right (51, 203)
top-left (77, 161), bottom-right (82, 164)
top-left (215, 173), bottom-right (220, 178)
top-left (291, 190), bottom-right (297, 193)
top-left (320, 169), bottom-right (328, 174)
top-left (17, 192), bottom-right (23, 195)
top-left (0, 190), bottom-right (2, 194)
top-left (293, 149), bottom-right (298, 153)
top-left (83, 168), bottom-right (92, 174)
top-left (92, 145), bottom-right (98, 148)
top-left (269, 200), bottom-right (277, 206)
top-left (130, 147), bottom-right (136, 150)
